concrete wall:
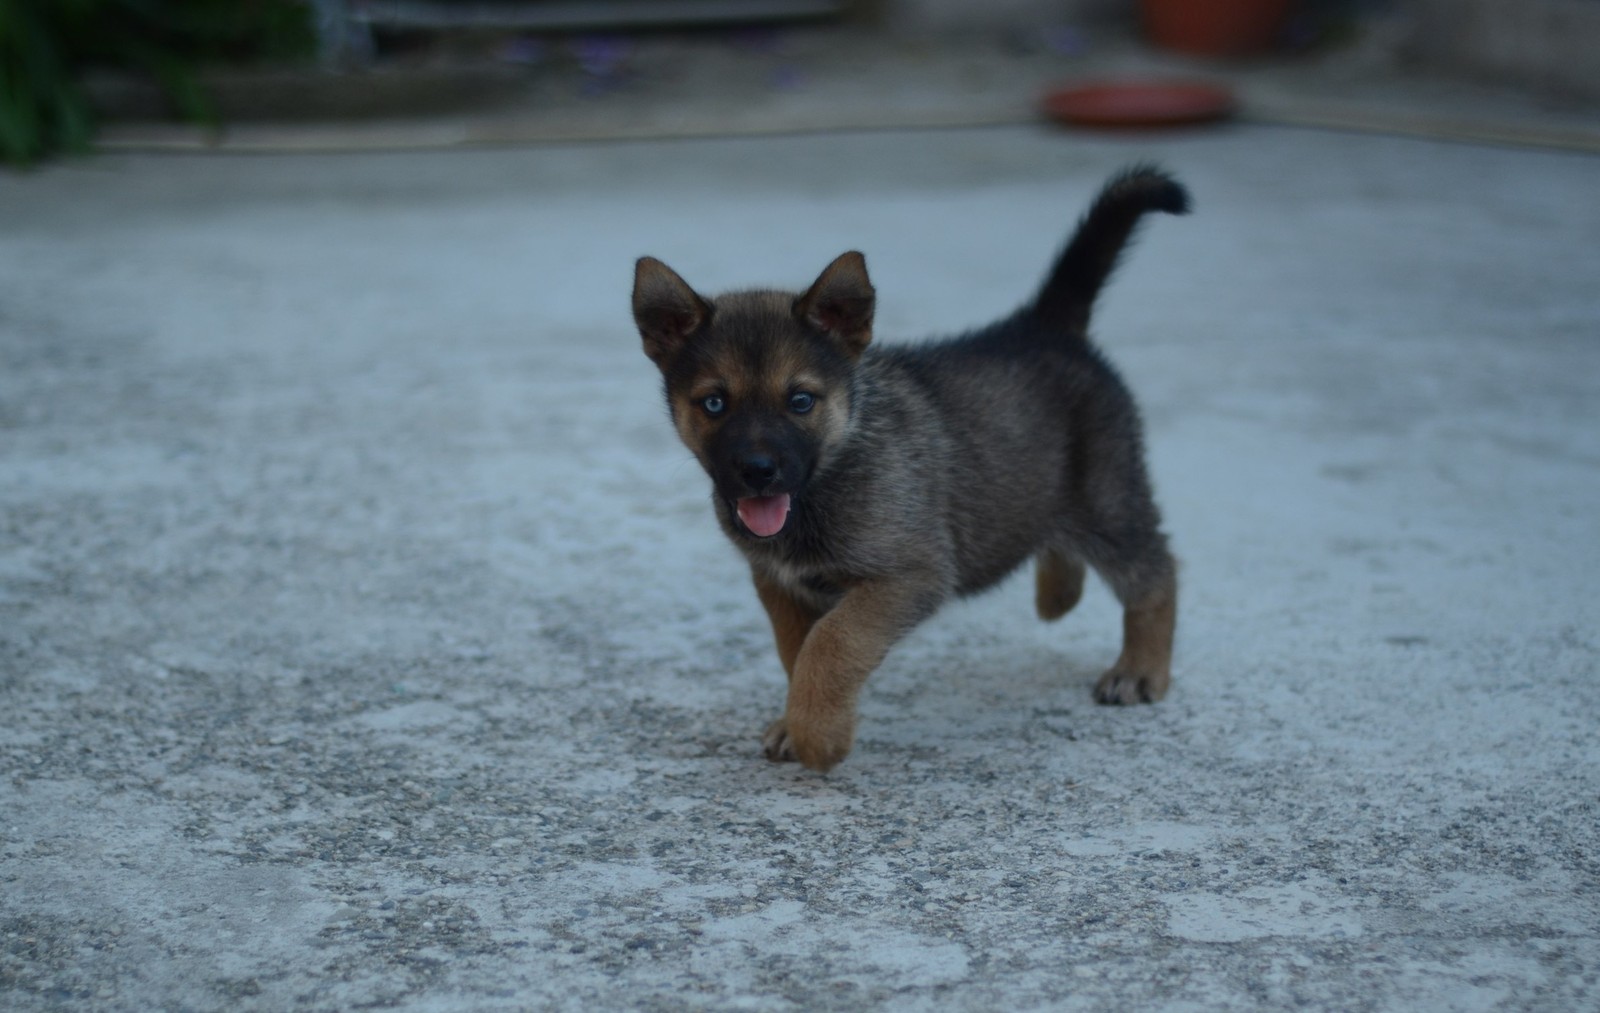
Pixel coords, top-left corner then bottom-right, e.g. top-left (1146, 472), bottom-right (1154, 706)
top-left (1408, 0), bottom-right (1600, 100)
top-left (872, 0), bottom-right (1127, 35)
top-left (878, 0), bottom-right (1600, 105)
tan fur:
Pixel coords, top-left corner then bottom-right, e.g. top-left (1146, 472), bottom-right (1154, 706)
top-left (760, 578), bottom-right (928, 770)
top-left (752, 575), bottom-right (819, 678)
top-left (669, 317), bottom-right (851, 463)
top-left (1093, 579), bottom-right (1177, 704)
top-left (1035, 549), bottom-right (1088, 621)
top-left (634, 167), bottom-right (1188, 772)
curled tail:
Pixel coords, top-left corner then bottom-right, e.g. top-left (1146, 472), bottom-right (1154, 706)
top-left (1031, 165), bottom-right (1190, 334)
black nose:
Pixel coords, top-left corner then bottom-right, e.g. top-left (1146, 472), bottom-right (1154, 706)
top-left (739, 453), bottom-right (778, 490)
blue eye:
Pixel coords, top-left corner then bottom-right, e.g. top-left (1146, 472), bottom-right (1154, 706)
top-left (789, 392), bottom-right (815, 414)
top-left (701, 394), bottom-right (727, 416)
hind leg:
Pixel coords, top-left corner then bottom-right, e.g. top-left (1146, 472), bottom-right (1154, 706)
top-left (1035, 548), bottom-right (1088, 621)
top-left (1091, 551), bottom-right (1177, 705)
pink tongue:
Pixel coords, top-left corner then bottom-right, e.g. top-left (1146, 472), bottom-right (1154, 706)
top-left (737, 494), bottom-right (791, 537)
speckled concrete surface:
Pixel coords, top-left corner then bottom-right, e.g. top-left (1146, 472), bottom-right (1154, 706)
top-left (2, 125), bottom-right (1597, 1010)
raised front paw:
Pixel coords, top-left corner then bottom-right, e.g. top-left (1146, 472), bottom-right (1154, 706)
top-left (1094, 664), bottom-right (1170, 705)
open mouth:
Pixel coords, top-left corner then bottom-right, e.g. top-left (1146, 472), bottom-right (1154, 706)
top-left (735, 493), bottom-right (791, 538)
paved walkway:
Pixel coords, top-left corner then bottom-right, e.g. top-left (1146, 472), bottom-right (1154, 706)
top-left (2, 120), bottom-right (1597, 1009)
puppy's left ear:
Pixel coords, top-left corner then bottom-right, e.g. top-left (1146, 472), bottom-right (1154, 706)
top-left (795, 251), bottom-right (874, 359)
top-left (634, 257), bottom-right (713, 368)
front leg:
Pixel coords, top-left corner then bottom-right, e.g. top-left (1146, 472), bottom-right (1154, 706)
top-left (754, 576), bottom-right (822, 764)
top-left (753, 574), bottom-right (821, 680)
top-left (770, 578), bottom-right (940, 772)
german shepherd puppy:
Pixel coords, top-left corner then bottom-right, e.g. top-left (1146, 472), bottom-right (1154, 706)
top-left (633, 166), bottom-right (1187, 771)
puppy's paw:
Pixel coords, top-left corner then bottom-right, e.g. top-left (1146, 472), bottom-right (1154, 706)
top-left (764, 710), bottom-right (853, 771)
top-left (762, 718), bottom-right (797, 763)
top-left (1094, 665), bottom-right (1170, 705)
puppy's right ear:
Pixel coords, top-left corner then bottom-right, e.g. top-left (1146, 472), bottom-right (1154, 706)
top-left (795, 251), bottom-right (875, 360)
top-left (633, 257), bottom-right (712, 368)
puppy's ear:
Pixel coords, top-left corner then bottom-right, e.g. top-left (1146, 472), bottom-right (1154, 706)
top-left (795, 251), bottom-right (874, 359)
top-left (634, 257), bottom-right (713, 367)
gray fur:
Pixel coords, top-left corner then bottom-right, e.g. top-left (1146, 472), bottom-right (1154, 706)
top-left (636, 167), bottom-right (1189, 763)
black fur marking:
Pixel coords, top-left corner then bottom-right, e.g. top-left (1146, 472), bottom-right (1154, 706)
top-left (1030, 165), bottom-right (1191, 335)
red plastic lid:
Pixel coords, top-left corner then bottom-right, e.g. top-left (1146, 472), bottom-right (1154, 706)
top-left (1041, 81), bottom-right (1236, 128)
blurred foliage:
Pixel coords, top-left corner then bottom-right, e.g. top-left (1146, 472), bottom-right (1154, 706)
top-left (0, 0), bottom-right (314, 165)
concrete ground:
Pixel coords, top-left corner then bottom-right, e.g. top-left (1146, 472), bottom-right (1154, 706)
top-left (3, 81), bottom-right (1599, 1012)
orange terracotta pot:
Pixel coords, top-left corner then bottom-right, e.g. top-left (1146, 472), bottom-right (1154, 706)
top-left (1141, 0), bottom-right (1291, 57)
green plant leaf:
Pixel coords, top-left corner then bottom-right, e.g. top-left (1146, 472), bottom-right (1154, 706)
top-left (1, 0), bottom-right (313, 164)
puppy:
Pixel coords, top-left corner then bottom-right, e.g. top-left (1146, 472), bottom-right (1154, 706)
top-left (633, 166), bottom-right (1188, 771)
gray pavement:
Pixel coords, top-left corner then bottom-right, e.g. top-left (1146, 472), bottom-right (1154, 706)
top-left (2, 121), bottom-right (1598, 1010)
